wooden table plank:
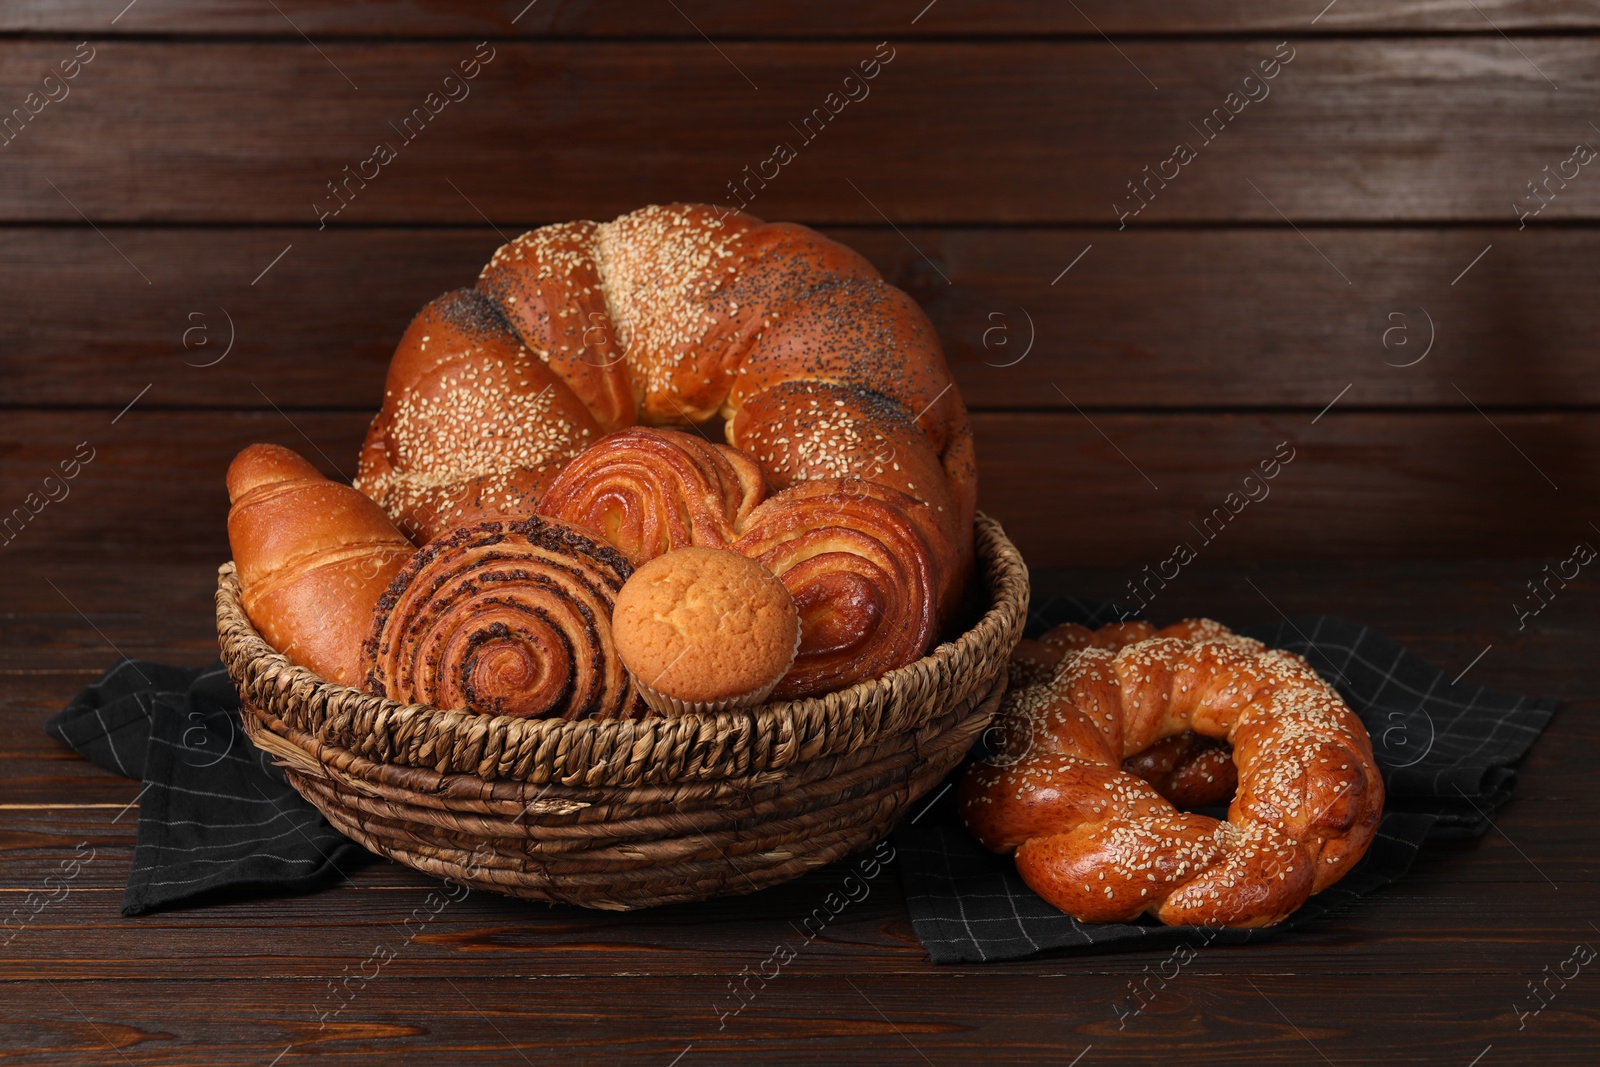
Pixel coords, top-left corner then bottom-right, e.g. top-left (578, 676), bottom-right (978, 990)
top-left (0, 973), bottom-right (1593, 1066)
top-left (6, 0), bottom-right (1597, 37)
top-left (0, 839), bottom-right (1594, 980)
top-left (2, 408), bottom-right (1592, 565)
top-left (4, 226), bottom-right (1597, 411)
top-left (6, 553), bottom-right (1594, 686)
top-left (1, 39), bottom-right (1596, 223)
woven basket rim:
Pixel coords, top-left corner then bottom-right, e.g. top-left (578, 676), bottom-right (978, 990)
top-left (217, 512), bottom-right (1029, 784)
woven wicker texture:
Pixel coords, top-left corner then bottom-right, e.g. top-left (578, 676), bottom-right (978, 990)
top-left (216, 514), bottom-right (1028, 909)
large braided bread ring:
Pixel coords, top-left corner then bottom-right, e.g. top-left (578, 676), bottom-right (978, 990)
top-left (960, 619), bottom-right (1383, 927)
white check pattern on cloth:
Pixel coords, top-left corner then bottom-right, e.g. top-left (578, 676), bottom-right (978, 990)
top-left (46, 659), bottom-right (373, 915)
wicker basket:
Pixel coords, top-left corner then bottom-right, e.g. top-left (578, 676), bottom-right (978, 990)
top-left (215, 514), bottom-right (1028, 910)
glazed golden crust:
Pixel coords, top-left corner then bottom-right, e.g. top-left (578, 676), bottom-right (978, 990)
top-left (961, 619), bottom-right (1384, 928)
top-left (727, 380), bottom-right (965, 621)
top-left (354, 289), bottom-right (601, 543)
top-left (728, 275), bottom-right (958, 454)
top-left (593, 204), bottom-right (767, 425)
top-left (226, 444), bottom-right (415, 687)
top-left (1121, 733), bottom-right (1238, 809)
top-left (537, 427), bottom-right (766, 565)
top-left (477, 221), bottom-right (637, 433)
top-left (726, 380), bottom-right (952, 513)
top-left (731, 479), bottom-right (942, 701)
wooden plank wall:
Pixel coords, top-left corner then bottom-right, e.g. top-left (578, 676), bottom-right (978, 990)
top-left (1, 3), bottom-right (1594, 568)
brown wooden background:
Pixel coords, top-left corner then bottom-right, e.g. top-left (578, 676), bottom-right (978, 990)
top-left (2, 3), bottom-right (1597, 1064)
top-left (2, 1), bottom-right (1597, 567)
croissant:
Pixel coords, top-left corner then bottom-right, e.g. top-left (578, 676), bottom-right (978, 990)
top-left (537, 427), bottom-right (765, 565)
top-left (961, 620), bottom-right (1383, 927)
top-left (731, 478), bottom-right (945, 700)
top-left (226, 444), bottom-right (414, 686)
top-left (361, 515), bottom-right (638, 720)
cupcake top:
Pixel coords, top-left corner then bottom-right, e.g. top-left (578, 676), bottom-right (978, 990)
top-left (612, 546), bottom-right (800, 706)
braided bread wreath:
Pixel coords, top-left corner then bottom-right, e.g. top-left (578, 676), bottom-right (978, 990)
top-left (961, 619), bottom-right (1384, 927)
top-left (351, 202), bottom-right (977, 706)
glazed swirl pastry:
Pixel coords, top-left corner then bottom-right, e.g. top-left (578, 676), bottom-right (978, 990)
top-left (731, 479), bottom-right (942, 701)
top-left (537, 427), bottom-right (766, 565)
top-left (226, 444), bottom-right (415, 687)
top-left (362, 516), bottom-right (638, 719)
top-left (961, 620), bottom-right (1384, 927)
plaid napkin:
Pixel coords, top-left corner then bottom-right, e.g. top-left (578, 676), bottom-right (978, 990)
top-left (45, 659), bottom-right (374, 915)
top-left (894, 595), bottom-right (1560, 964)
top-left (45, 597), bottom-right (1557, 933)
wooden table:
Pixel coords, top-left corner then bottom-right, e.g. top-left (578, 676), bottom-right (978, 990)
top-left (4, 557), bottom-right (1594, 1064)
top-left (3, 3), bottom-right (1597, 1063)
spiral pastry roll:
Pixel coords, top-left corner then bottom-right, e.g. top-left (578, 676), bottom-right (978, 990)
top-left (537, 427), bottom-right (765, 565)
top-left (731, 479), bottom-right (942, 700)
top-left (361, 516), bottom-right (638, 719)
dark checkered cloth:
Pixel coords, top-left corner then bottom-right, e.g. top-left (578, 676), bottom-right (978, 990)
top-left (45, 659), bottom-right (373, 915)
top-left (893, 596), bottom-right (1559, 963)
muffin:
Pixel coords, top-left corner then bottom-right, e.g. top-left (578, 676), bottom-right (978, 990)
top-left (611, 546), bottom-right (801, 714)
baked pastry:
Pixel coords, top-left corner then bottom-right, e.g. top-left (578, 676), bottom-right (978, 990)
top-left (362, 515), bottom-right (638, 720)
top-left (353, 203), bottom-right (975, 622)
top-left (961, 619), bottom-right (1383, 927)
top-left (1120, 732), bottom-right (1237, 809)
top-left (728, 379), bottom-right (977, 594)
top-left (1010, 620), bottom-right (1161, 682)
top-left (611, 547), bottom-right (801, 714)
top-left (225, 444), bottom-right (414, 686)
top-left (1010, 621), bottom-right (1238, 807)
top-left (538, 427), bottom-right (765, 565)
top-left (476, 220), bottom-right (637, 434)
top-left (354, 289), bottom-right (603, 544)
top-left (731, 479), bottom-right (942, 700)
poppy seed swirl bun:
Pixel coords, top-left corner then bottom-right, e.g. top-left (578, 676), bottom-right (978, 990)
top-left (361, 515), bottom-right (639, 720)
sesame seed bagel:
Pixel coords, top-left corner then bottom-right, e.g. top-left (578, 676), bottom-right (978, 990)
top-left (960, 619), bottom-right (1384, 928)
